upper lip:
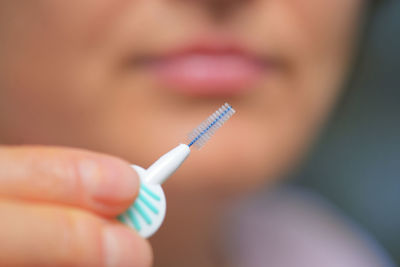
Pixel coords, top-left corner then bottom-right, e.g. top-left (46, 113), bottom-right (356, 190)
top-left (159, 38), bottom-right (259, 60)
top-left (129, 35), bottom-right (272, 67)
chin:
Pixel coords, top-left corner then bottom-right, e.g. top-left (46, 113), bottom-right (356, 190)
top-left (160, 138), bottom-right (292, 201)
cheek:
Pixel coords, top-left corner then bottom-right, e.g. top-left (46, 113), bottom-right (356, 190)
top-left (0, 0), bottom-right (132, 143)
top-left (267, 0), bottom-right (362, 117)
top-left (273, 0), bottom-right (363, 48)
top-left (239, 0), bottom-right (362, 119)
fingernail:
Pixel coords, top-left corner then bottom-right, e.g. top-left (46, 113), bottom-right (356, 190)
top-left (103, 225), bottom-right (152, 267)
top-left (79, 157), bottom-right (139, 203)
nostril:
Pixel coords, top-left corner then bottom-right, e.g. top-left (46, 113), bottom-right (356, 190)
top-left (184, 0), bottom-right (249, 22)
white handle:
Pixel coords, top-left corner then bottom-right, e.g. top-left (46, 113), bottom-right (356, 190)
top-left (117, 144), bottom-right (191, 238)
top-left (118, 165), bottom-right (167, 238)
top-left (146, 144), bottom-right (190, 184)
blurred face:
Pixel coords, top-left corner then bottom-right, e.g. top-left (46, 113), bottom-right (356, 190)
top-left (0, 1), bottom-right (363, 195)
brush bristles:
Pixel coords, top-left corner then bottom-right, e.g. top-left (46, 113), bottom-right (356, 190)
top-left (187, 103), bottom-right (236, 150)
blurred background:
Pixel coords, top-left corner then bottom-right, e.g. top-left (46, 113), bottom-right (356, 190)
top-left (295, 0), bottom-right (400, 264)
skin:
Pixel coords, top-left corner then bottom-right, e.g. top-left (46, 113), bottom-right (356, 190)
top-left (0, 0), bottom-right (364, 266)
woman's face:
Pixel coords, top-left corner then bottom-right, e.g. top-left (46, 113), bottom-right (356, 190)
top-left (0, 0), bottom-right (362, 194)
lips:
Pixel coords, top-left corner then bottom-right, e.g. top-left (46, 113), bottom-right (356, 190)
top-left (147, 42), bottom-right (269, 96)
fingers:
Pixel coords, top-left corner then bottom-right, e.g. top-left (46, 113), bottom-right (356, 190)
top-left (0, 146), bottom-right (139, 217)
top-left (0, 200), bottom-right (153, 267)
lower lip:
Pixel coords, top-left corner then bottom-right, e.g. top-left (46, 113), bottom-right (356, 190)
top-left (151, 55), bottom-right (265, 96)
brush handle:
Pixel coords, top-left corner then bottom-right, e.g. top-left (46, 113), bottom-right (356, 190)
top-left (117, 165), bottom-right (167, 238)
top-left (117, 144), bottom-right (190, 238)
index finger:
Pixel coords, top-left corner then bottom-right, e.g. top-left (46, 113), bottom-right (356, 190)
top-left (0, 145), bottom-right (139, 217)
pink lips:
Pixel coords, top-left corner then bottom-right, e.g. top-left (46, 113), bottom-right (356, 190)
top-left (150, 43), bottom-right (267, 96)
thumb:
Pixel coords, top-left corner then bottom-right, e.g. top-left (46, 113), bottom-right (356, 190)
top-left (0, 200), bottom-right (153, 267)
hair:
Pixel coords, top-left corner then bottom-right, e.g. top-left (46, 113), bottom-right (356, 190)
top-left (329, 0), bottom-right (383, 121)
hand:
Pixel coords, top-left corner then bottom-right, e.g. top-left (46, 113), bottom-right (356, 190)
top-left (0, 146), bottom-right (152, 267)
